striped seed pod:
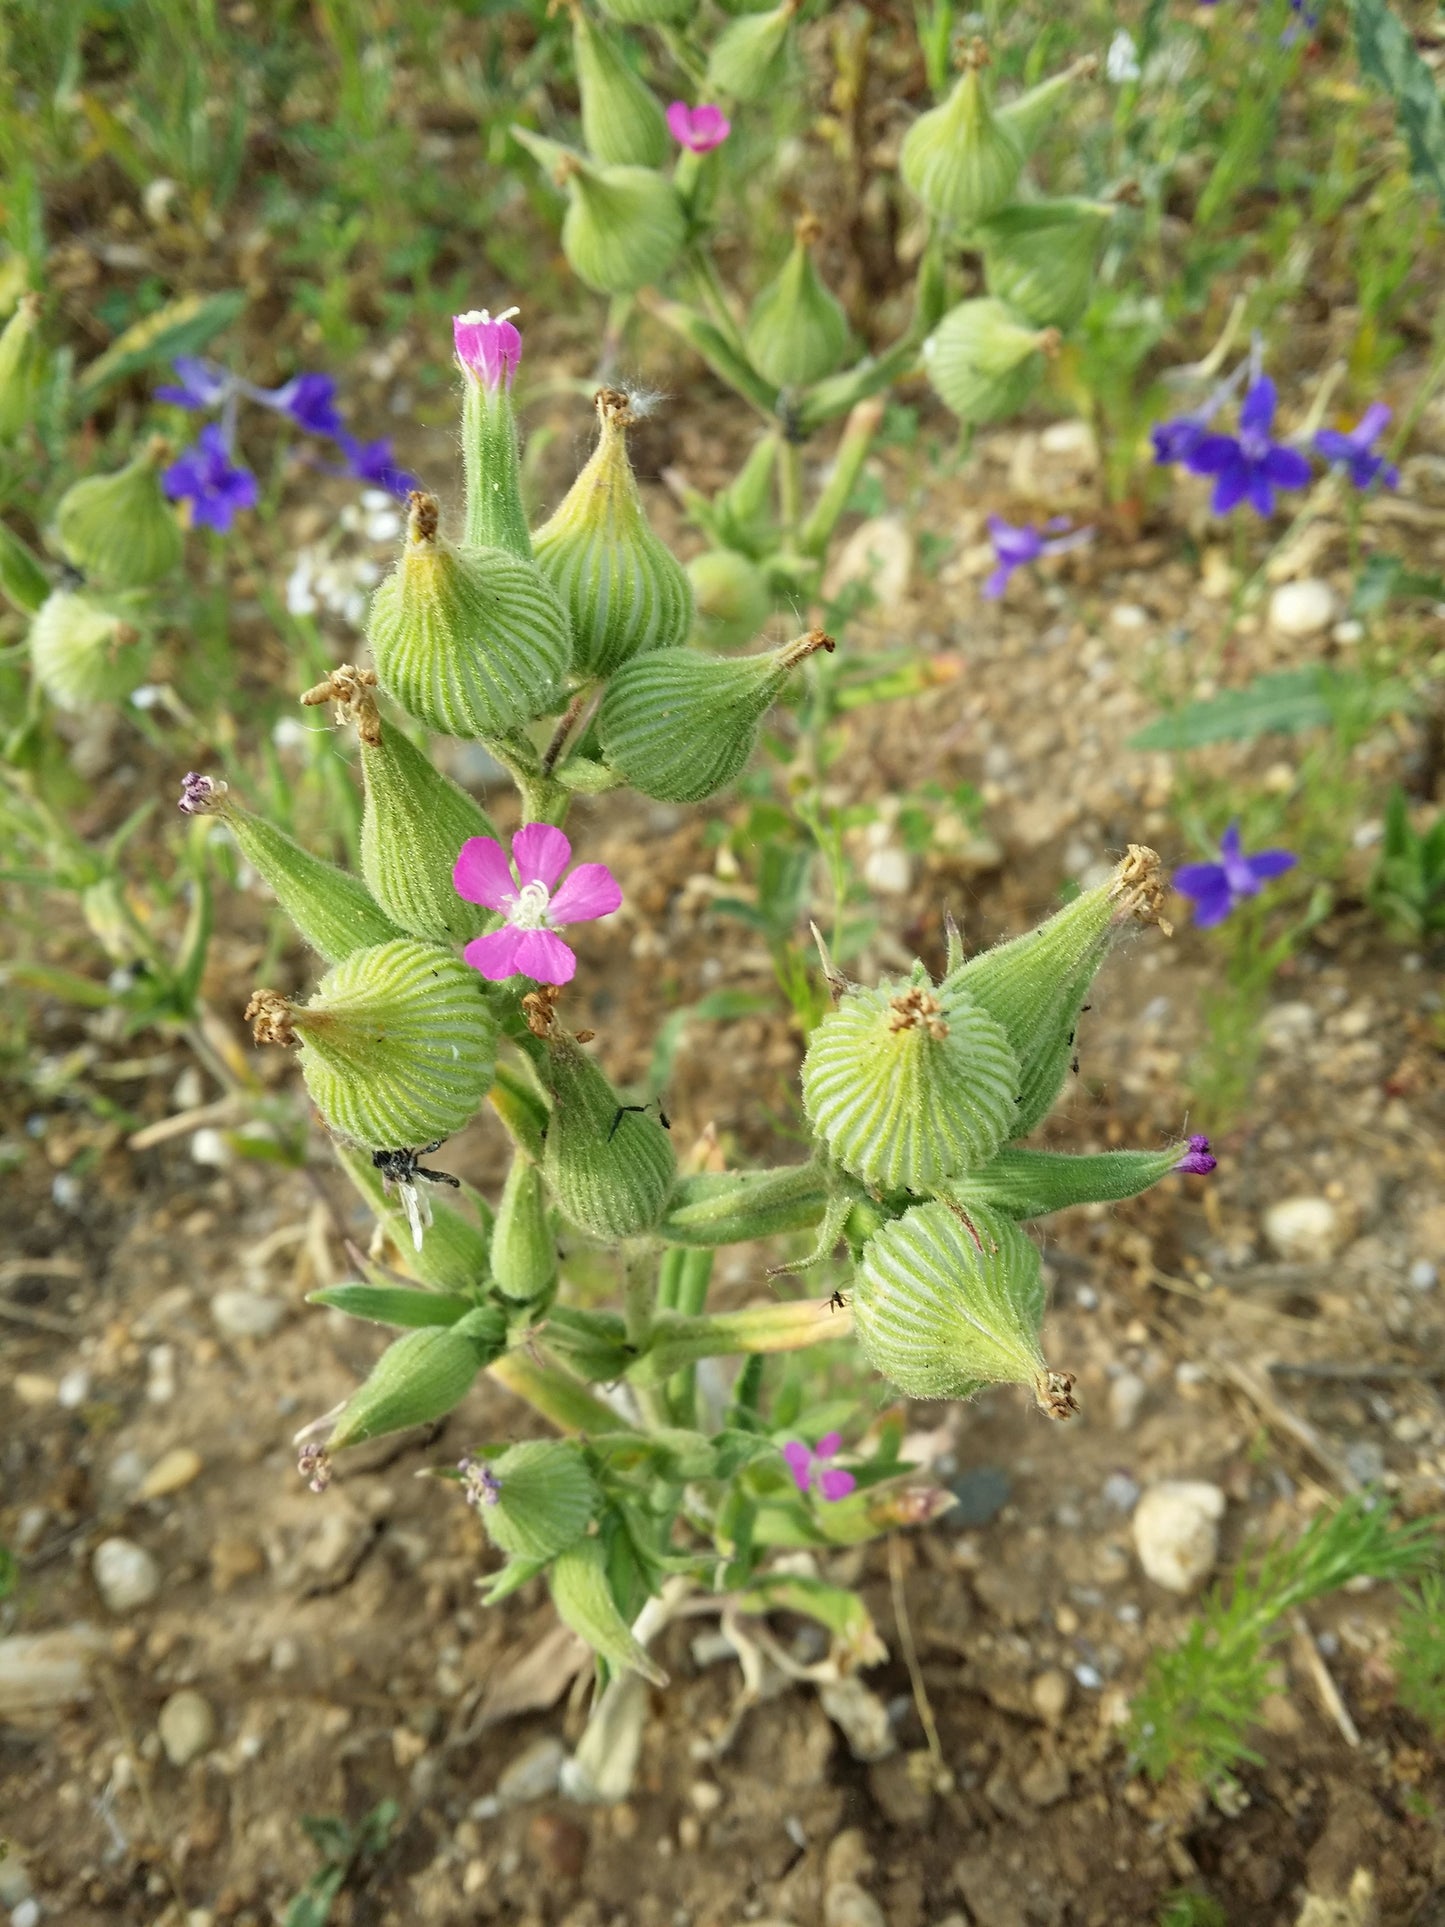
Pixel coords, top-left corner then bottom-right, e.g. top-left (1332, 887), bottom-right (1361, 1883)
top-left (900, 41), bottom-right (1023, 231)
top-left (687, 547), bottom-right (771, 649)
top-left (328, 1306), bottom-right (507, 1450)
top-left (573, 5), bottom-right (669, 167)
top-left (511, 132), bottom-right (686, 297)
top-left (28, 590), bottom-right (147, 709)
top-left (744, 217), bottom-right (850, 389)
top-left (921, 298), bottom-right (1055, 425)
top-left (541, 1030), bottom-right (675, 1240)
top-left (54, 439), bottom-right (182, 590)
top-left (550, 1537), bottom-right (668, 1683)
top-left (482, 1439), bottom-right (600, 1560)
top-left (490, 1154), bottom-right (558, 1302)
top-left (706, 0), bottom-right (798, 103)
top-left (982, 199), bottom-right (1114, 331)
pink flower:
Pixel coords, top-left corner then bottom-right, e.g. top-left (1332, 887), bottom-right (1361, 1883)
top-left (453, 307), bottom-right (522, 391)
top-left (454, 826), bottom-right (622, 986)
top-left (666, 101), bottom-right (731, 155)
top-left (782, 1432), bottom-right (856, 1503)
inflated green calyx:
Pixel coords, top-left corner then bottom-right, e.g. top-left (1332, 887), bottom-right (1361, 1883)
top-left (513, 134), bottom-right (685, 297)
top-left (572, 3), bottom-right (668, 167)
top-left (945, 1141), bottom-right (1199, 1221)
top-left (538, 1019), bottom-right (676, 1240)
top-left (28, 590), bottom-right (146, 709)
top-left (687, 548), bottom-right (771, 649)
top-left (55, 438), bottom-right (182, 590)
top-left (900, 40), bottom-right (1023, 230)
top-left (328, 1307), bottom-right (506, 1450)
top-left (491, 1153), bottom-right (558, 1301)
top-left (744, 216), bottom-right (851, 389)
top-left (550, 1538), bottom-right (668, 1684)
top-left (981, 199), bottom-right (1114, 331)
top-left (706, 0), bottom-right (798, 103)
top-left (482, 1439), bottom-right (600, 1559)
top-left (922, 297), bottom-right (1057, 424)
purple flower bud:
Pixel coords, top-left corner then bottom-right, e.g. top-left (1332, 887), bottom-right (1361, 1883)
top-left (161, 425), bottom-right (260, 533)
top-left (1174, 1134), bottom-right (1217, 1176)
top-left (666, 101), bottom-right (732, 155)
top-left (1313, 403), bottom-right (1399, 492)
top-left (178, 771), bottom-right (227, 815)
top-left (458, 1455), bottom-right (502, 1507)
top-left (983, 515), bottom-right (1092, 600)
top-left (297, 1442), bottom-right (333, 1493)
top-left (453, 308), bottom-right (522, 391)
top-left (155, 356), bottom-right (233, 411)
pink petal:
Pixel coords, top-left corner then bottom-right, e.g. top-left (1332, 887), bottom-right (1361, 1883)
top-left (666, 101), bottom-right (694, 143)
top-left (509, 927), bottom-right (577, 984)
top-left (548, 862), bottom-right (623, 926)
top-left (453, 836), bottom-right (516, 910)
top-left (781, 1441), bottom-right (813, 1493)
top-left (816, 1431), bottom-right (843, 1458)
top-left (463, 927), bottom-right (528, 979)
top-left (818, 1468), bottom-right (856, 1503)
top-left (511, 823), bottom-right (571, 890)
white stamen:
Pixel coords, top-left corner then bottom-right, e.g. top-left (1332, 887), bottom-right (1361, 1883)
top-left (507, 881), bottom-right (551, 931)
top-left (456, 306), bottom-right (520, 326)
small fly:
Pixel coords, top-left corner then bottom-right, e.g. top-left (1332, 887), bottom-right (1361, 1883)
top-left (371, 1142), bottom-right (460, 1252)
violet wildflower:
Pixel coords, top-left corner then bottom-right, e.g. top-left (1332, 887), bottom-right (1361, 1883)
top-left (1172, 821), bottom-right (1296, 928)
top-left (458, 1456), bottom-right (502, 1508)
top-left (1314, 403), bottom-right (1399, 491)
top-left (264, 371), bottom-right (346, 438)
top-left (782, 1432), bottom-right (856, 1503)
top-left (666, 101), bottom-right (732, 154)
top-left (454, 825), bottom-right (622, 986)
top-left (453, 307), bottom-right (522, 390)
top-left (1151, 412), bottom-right (1212, 466)
top-left (1185, 375), bottom-right (1312, 516)
top-left (333, 433), bottom-right (419, 497)
top-left (178, 771), bottom-right (227, 815)
top-left (1174, 1134), bottom-right (1217, 1176)
top-left (983, 515), bottom-right (1092, 600)
top-left (155, 356), bottom-right (232, 410)
top-left (162, 424), bottom-right (260, 532)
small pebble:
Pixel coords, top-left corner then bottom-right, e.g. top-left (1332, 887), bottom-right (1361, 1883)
top-left (146, 1345), bottom-right (176, 1404)
top-left (1262, 1196), bottom-right (1344, 1263)
top-left (1019, 1749), bottom-right (1070, 1808)
top-left (1259, 1000), bottom-right (1319, 1053)
top-left (1268, 577), bottom-right (1335, 639)
top-left (56, 1368), bottom-right (91, 1409)
top-left (92, 1538), bottom-right (161, 1614)
top-left (211, 1290), bottom-right (285, 1339)
top-left (158, 1690), bottom-right (216, 1767)
top-left (1073, 1663), bottom-right (1102, 1691)
top-left (823, 1884), bottom-right (887, 1927)
top-left (13, 1900), bottom-right (40, 1927)
top-left (496, 1735), bottom-right (565, 1806)
top-left (1409, 1260), bottom-right (1437, 1291)
top-left (1102, 1473), bottom-right (1140, 1513)
top-left (138, 1447), bottom-right (203, 1501)
top-left (1029, 1669), bottom-right (1072, 1725)
top-left (1108, 1372), bottom-right (1146, 1431)
top-left (1132, 1480), bottom-right (1225, 1594)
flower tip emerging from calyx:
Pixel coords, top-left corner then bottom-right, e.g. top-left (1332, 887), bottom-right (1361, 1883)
top-left (178, 771), bottom-right (228, 816)
top-left (453, 307), bottom-right (522, 391)
top-left (1107, 843), bottom-right (1172, 938)
top-left (1174, 1134), bottom-right (1216, 1176)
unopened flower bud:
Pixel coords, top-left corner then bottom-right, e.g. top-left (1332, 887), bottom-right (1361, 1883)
top-left (922, 297), bottom-right (1055, 423)
top-left (982, 198), bottom-right (1114, 330)
top-left (687, 547), bottom-right (771, 649)
top-left (853, 1199), bottom-right (1076, 1417)
top-left (516, 132), bottom-right (686, 296)
top-left (28, 590), bottom-right (147, 709)
top-left (455, 308), bottom-right (531, 559)
top-left (328, 1306), bottom-right (506, 1451)
top-left (706, 0), bottom-right (798, 104)
top-left (573, 4), bottom-right (669, 166)
top-left (802, 971), bottom-right (1020, 1192)
top-left (481, 1439), bottom-right (599, 1560)
top-left (533, 387), bottom-right (693, 676)
top-left (0, 294), bottom-right (45, 442)
top-left (54, 439), bottom-right (182, 589)
top-left (246, 937), bottom-right (496, 1149)
top-left (550, 1537), bottom-right (668, 1684)
top-left (597, 628), bottom-right (834, 802)
top-left (0, 519), bottom-right (50, 616)
top-left (950, 1139), bottom-right (1213, 1220)
top-left (900, 41), bottom-right (1023, 230)
top-left (997, 55), bottom-right (1099, 156)
top-left (366, 492), bottom-right (571, 738)
top-left (541, 1030), bottom-right (676, 1239)
top-left (490, 1153), bottom-right (558, 1302)
top-left (744, 216), bottom-right (851, 389)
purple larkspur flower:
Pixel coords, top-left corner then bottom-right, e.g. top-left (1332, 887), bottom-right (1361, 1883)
top-left (1314, 403), bottom-right (1399, 492)
top-left (983, 515), bottom-right (1092, 600)
top-left (667, 101), bottom-right (731, 154)
top-left (1172, 821), bottom-right (1296, 928)
top-left (262, 371), bottom-right (346, 438)
top-left (782, 1433), bottom-right (856, 1504)
top-left (1174, 1134), bottom-right (1217, 1176)
top-left (1151, 412), bottom-right (1212, 465)
top-left (1185, 375), bottom-right (1312, 517)
top-left (453, 307), bottom-right (522, 391)
top-left (155, 355), bottom-right (233, 410)
top-left (162, 424), bottom-right (260, 532)
top-left (333, 433), bottom-right (419, 498)
top-left (454, 825), bottom-right (622, 986)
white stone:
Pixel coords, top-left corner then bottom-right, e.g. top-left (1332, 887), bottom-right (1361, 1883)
top-left (495, 1735), bottom-right (565, 1806)
top-left (158, 1690), bottom-right (216, 1767)
top-left (211, 1290), bottom-right (284, 1339)
top-left (190, 1127), bottom-right (230, 1167)
top-left (1263, 1195), bottom-right (1343, 1264)
top-left (1409, 1259), bottom-right (1438, 1291)
top-left (824, 1884), bottom-right (888, 1927)
top-left (12, 1899), bottom-right (40, 1927)
top-left (1268, 578), bottom-right (1336, 639)
top-left (1040, 418), bottom-right (1098, 463)
top-left (1108, 1371), bottom-right (1146, 1431)
top-left (0, 1628), bottom-right (106, 1714)
top-left (862, 844), bottom-right (912, 896)
top-left (1259, 1000), bottom-right (1318, 1053)
top-left (1132, 1480), bottom-right (1226, 1594)
top-left (823, 515), bottom-right (913, 608)
top-left (56, 1368), bottom-right (91, 1409)
top-left (1108, 602), bottom-right (1149, 634)
top-left (92, 1538), bottom-right (161, 1614)
top-left (819, 1675), bottom-right (896, 1762)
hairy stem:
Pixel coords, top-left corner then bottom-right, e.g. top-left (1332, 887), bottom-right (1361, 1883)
top-left (488, 1347), bottom-right (634, 1434)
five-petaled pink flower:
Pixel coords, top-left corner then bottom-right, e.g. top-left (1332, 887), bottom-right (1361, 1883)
top-left (666, 101), bottom-right (731, 155)
top-left (454, 826), bottom-right (622, 986)
top-left (783, 1433), bottom-right (856, 1503)
top-left (453, 308), bottom-right (522, 391)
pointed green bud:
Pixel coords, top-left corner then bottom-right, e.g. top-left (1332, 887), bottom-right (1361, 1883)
top-left (543, 1304), bottom-right (635, 1381)
top-left (744, 216), bottom-right (851, 388)
top-left (597, 627), bottom-right (834, 802)
top-left (997, 55), bottom-right (1099, 157)
top-left (54, 438), bottom-right (182, 589)
top-left (539, 1027), bottom-right (676, 1239)
top-left (550, 1538), bottom-right (668, 1684)
top-left (945, 845), bottom-right (1171, 1136)
top-left (947, 1141), bottom-right (1204, 1221)
top-left (597, 0), bottom-right (693, 20)
top-left (900, 41), bottom-right (1023, 230)
top-left (706, 0), bottom-right (798, 103)
top-left (982, 199), bottom-right (1114, 330)
top-left (333, 1139), bottom-right (493, 1293)
top-left (659, 1160), bottom-right (831, 1247)
top-left (28, 590), bottom-right (147, 709)
top-left (573, 5), bottom-right (669, 167)
top-left (922, 297), bottom-right (1056, 424)
top-left (491, 1153), bottom-right (558, 1302)
top-left (482, 1439), bottom-right (599, 1559)
top-left (515, 133), bottom-right (685, 296)
top-left (454, 308), bottom-right (531, 559)
top-left (328, 1307), bottom-right (506, 1450)
top-left (367, 492), bottom-right (572, 739)
top-left (712, 430), bottom-right (780, 550)
top-left (853, 1200), bottom-right (1077, 1417)
top-left (308, 1283), bottom-right (476, 1328)
top-left (688, 547), bottom-right (771, 649)
top-left (802, 970), bottom-right (1020, 1191)
top-left (533, 387), bottom-right (693, 675)
top-left (0, 294), bottom-right (45, 442)
top-left (179, 770), bottom-right (404, 963)
top-left (0, 518), bottom-right (50, 616)
top-left (246, 938), bottom-right (496, 1150)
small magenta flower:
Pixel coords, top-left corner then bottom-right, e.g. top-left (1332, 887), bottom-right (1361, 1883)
top-left (453, 307), bottom-right (523, 390)
top-left (666, 101), bottom-right (732, 154)
top-left (1185, 375), bottom-right (1312, 517)
top-left (783, 1433), bottom-right (856, 1503)
top-left (983, 516), bottom-right (1092, 600)
top-left (1174, 1134), bottom-right (1217, 1176)
top-left (454, 825), bottom-right (622, 986)
top-left (1314, 403), bottom-right (1399, 492)
top-left (1172, 821), bottom-right (1296, 928)
top-left (162, 425), bottom-right (260, 532)
top-left (156, 356), bottom-right (233, 410)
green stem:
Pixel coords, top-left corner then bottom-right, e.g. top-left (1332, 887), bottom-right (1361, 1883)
top-left (687, 248), bottom-right (747, 359)
top-left (798, 396), bottom-right (885, 557)
top-left (488, 1347), bottom-right (634, 1434)
top-left (778, 440), bottom-right (803, 544)
top-left (627, 1295), bottom-right (848, 1386)
top-left (659, 1160), bottom-right (831, 1246)
top-left (621, 1236), bottom-right (662, 1351)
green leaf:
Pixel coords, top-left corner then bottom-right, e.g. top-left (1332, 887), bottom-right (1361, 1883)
top-left (1351, 0), bottom-right (1445, 206)
top-left (1129, 670), bottom-right (1331, 749)
top-left (75, 290), bottom-right (246, 410)
top-left (734, 1572), bottom-right (887, 1665)
top-left (1351, 551), bottom-right (1445, 615)
top-left (306, 1284), bottom-right (475, 1329)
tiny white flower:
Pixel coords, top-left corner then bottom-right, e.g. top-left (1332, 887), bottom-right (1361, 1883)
top-left (1106, 28), bottom-right (1140, 82)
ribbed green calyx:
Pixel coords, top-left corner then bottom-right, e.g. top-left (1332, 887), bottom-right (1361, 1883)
top-left (533, 387), bottom-right (693, 676)
top-left (982, 200), bottom-right (1113, 330)
top-left (55, 439), bottom-right (182, 589)
top-left (540, 1028), bottom-right (675, 1239)
top-left (688, 548), bottom-right (771, 649)
top-left (802, 969), bottom-right (1019, 1192)
top-left (945, 845), bottom-right (1169, 1136)
top-left (247, 937), bottom-right (496, 1150)
top-left (328, 1307), bottom-right (505, 1450)
top-left (597, 628), bottom-right (834, 803)
top-left (900, 42), bottom-right (1023, 230)
top-left (573, 6), bottom-right (668, 166)
top-left (998, 56), bottom-right (1096, 156)
top-left (550, 1538), bottom-right (668, 1684)
top-left (0, 294), bottom-right (44, 441)
top-left (367, 492), bottom-right (571, 739)
top-left (190, 777), bottom-right (404, 963)
top-left (706, 0), bottom-right (797, 102)
top-left (947, 1142), bottom-right (1193, 1221)
top-left (922, 298), bottom-right (1054, 424)
top-left (335, 1140), bottom-right (493, 1292)
top-left (461, 365), bottom-right (530, 560)
top-left (597, 0), bottom-right (692, 21)
top-left (853, 1200), bottom-right (1077, 1416)
top-left (491, 1154), bottom-right (558, 1301)
top-left (520, 138), bottom-right (685, 295)
top-left (483, 1440), bottom-right (599, 1559)
top-left (744, 217), bottom-right (850, 389)
top-left (28, 590), bottom-right (145, 709)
